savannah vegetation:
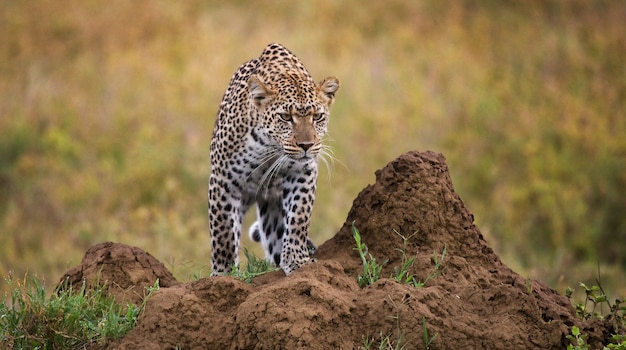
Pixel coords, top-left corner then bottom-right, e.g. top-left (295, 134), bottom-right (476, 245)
top-left (0, 274), bottom-right (157, 348)
top-left (1, 0), bottom-right (624, 324)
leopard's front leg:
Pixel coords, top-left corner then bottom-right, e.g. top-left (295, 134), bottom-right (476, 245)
top-left (280, 167), bottom-right (318, 275)
top-left (208, 173), bottom-right (245, 275)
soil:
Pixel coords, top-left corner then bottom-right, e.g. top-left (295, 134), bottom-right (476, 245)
top-left (59, 151), bottom-right (616, 349)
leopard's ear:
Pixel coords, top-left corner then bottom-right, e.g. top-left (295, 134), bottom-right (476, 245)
top-left (248, 75), bottom-right (275, 108)
top-left (318, 76), bottom-right (340, 105)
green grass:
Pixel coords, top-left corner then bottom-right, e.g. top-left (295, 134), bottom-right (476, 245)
top-left (390, 229), bottom-right (446, 288)
top-left (361, 298), bottom-right (412, 350)
top-left (422, 316), bottom-right (438, 350)
top-left (362, 296), bottom-right (434, 350)
top-left (352, 224), bottom-right (446, 288)
top-left (352, 223), bottom-right (387, 288)
top-left (0, 274), bottom-right (157, 349)
top-left (361, 332), bottom-right (407, 350)
top-left (228, 248), bottom-right (280, 283)
top-left (389, 230), bottom-right (418, 286)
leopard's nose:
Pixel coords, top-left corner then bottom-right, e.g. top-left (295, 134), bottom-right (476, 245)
top-left (297, 142), bottom-right (314, 151)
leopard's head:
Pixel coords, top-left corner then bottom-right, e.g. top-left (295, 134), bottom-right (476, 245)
top-left (248, 73), bottom-right (339, 161)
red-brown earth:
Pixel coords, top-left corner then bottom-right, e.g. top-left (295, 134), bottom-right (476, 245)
top-left (60, 151), bottom-right (616, 349)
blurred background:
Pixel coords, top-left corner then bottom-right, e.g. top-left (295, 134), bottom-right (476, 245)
top-left (1, 1), bottom-right (624, 299)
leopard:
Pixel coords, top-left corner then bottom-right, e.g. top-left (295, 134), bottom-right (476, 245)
top-left (208, 43), bottom-right (340, 276)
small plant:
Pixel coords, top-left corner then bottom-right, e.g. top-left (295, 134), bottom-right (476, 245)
top-left (525, 277), bottom-right (534, 294)
top-left (361, 332), bottom-right (407, 350)
top-left (352, 225), bottom-right (446, 289)
top-left (565, 326), bottom-right (626, 350)
top-left (390, 229), bottom-right (446, 288)
top-left (566, 276), bottom-right (626, 349)
top-left (566, 326), bottom-right (590, 350)
top-left (425, 246), bottom-right (447, 284)
top-left (228, 248), bottom-right (280, 283)
top-left (0, 273), bottom-right (157, 349)
top-left (352, 223), bottom-right (387, 288)
top-left (390, 230), bottom-right (419, 286)
top-left (566, 280), bottom-right (626, 333)
top-left (422, 316), bottom-right (438, 350)
top-left (605, 335), bottom-right (626, 350)
top-left (361, 297), bottom-right (411, 350)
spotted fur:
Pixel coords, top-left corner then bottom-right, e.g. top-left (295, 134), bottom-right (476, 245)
top-left (208, 43), bottom-right (339, 275)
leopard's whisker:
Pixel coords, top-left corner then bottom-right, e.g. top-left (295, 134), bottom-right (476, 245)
top-left (246, 148), bottom-right (281, 183)
top-left (320, 142), bottom-right (347, 172)
top-left (317, 147), bottom-right (333, 182)
top-left (255, 155), bottom-right (280, 195)
top-left (257, 159), bottom-right (277, 195)
top-left (257, 154), bottom-right (288, 198)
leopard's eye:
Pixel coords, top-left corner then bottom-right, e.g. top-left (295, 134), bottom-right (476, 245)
top-left (278, 113), bottom-right (292, 122)
top-left (313, 113), bottom-right (324, 121)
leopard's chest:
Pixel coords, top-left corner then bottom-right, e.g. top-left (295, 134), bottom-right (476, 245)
top-left (239, 150), bottom-right (315, 202)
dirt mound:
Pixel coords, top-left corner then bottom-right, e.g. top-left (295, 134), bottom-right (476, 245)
top-left (64, 151), bottom-right (613, 349)
top-left (59, 242), bottom-right (179, 306)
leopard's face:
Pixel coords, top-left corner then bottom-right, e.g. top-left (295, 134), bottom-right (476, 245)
top-left (248, 73), bottom-right (339, 162)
